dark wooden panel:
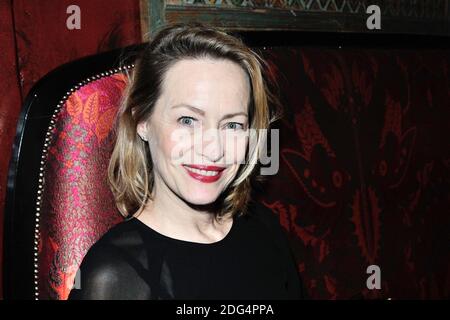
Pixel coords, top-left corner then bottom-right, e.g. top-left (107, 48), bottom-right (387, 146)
top-left (143, 0), bottom-right (450, 37)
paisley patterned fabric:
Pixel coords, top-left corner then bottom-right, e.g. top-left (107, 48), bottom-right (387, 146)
top-left (39, 73), bottom-right (127, 299)
top-left (258, 47), bottom-right (450, 299)
top-left (38, 47), bottom-right (450, 299)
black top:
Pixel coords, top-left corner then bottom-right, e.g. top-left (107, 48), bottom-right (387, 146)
top-left (68, 201), bottom-right (306, 300)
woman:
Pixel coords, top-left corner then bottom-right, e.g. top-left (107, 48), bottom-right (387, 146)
top-left (69, 23), bottom-right (305, 300)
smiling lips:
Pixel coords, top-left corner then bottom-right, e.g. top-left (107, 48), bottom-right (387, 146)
top-left (182, 164), bottom-right (226, 183)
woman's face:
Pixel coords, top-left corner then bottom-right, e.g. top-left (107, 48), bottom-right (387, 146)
top-left (138, 57), bottom-right (250, 205)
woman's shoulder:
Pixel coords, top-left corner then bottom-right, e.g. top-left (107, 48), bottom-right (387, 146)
top-left (245, 200), bottom-right (307, 299)
top-left (79, 218), bottom-right (149, 269)
top-left (68, 219), bottom-right (150, 299)
top-left (246, 200), bottom-right (284, 232)
top-left (244, 200), bottom-right (292, 249)
top-left (78, 219), bottom-right (135, 261)
top-left (93, 218), bottom-right (144, 249)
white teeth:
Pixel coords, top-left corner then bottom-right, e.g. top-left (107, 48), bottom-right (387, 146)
top-left (184, 166), bottom-right (220, 176)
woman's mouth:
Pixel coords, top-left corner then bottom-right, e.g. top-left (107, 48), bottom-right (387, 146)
top-left (182, 165), bottom-right (225, 183)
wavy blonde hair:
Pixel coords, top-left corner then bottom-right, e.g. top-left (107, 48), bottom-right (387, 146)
top-left (108, 22), bottom-right (281, 220)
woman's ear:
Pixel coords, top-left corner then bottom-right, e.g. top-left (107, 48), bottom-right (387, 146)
top-left (136, 122), bottom-right (148, 141)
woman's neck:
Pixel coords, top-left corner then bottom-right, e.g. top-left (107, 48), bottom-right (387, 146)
top-left (136, 183), bottom-right (233, 244)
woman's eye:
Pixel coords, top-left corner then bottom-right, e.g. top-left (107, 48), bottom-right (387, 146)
top-left (178, 116), bottom-right (196, 126)
top-left (225, 122), bottom-right (244, 130)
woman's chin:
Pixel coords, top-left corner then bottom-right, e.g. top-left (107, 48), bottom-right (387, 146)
top-left (183, 192), bottom-right (221, 206)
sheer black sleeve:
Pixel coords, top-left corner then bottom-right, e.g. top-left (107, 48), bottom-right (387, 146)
top-left (68, 234), bottom-right (152, 300)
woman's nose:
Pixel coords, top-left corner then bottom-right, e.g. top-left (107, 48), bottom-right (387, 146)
top-left (196, 128), bottom-right (224, 163)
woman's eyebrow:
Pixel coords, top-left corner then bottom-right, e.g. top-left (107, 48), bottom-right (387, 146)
top-left (171, 104), bottom-right (205, 116)
top-left (221, 112), bottom-right (248, 120)
top-left (171, 104), bottom-right (248, 120)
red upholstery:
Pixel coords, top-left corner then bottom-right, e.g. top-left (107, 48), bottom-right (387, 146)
top-left (38, 47), bottom-right (450, 299)
top-left (259, 47), bottom-right (450, 299)
top-left (39, 73), bottom-right (127, 299)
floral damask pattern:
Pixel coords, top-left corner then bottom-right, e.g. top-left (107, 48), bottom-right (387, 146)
top-left (39, 74), bottom-right (127, 299)
top-left (258, 47), bottom-right (450, 299)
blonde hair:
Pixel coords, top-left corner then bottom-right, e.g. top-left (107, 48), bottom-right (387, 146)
top-left (108, 22), bottom-right (281, 220)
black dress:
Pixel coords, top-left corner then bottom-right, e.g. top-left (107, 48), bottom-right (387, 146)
top-left (68, 201), bottom-right (306, 300)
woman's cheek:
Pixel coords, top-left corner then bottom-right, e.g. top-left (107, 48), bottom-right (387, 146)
top-left (167, 128), bottom-right (194, 165)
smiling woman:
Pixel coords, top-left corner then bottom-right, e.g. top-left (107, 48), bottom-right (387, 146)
top-left (68, 22), bottom-right (306, 300)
